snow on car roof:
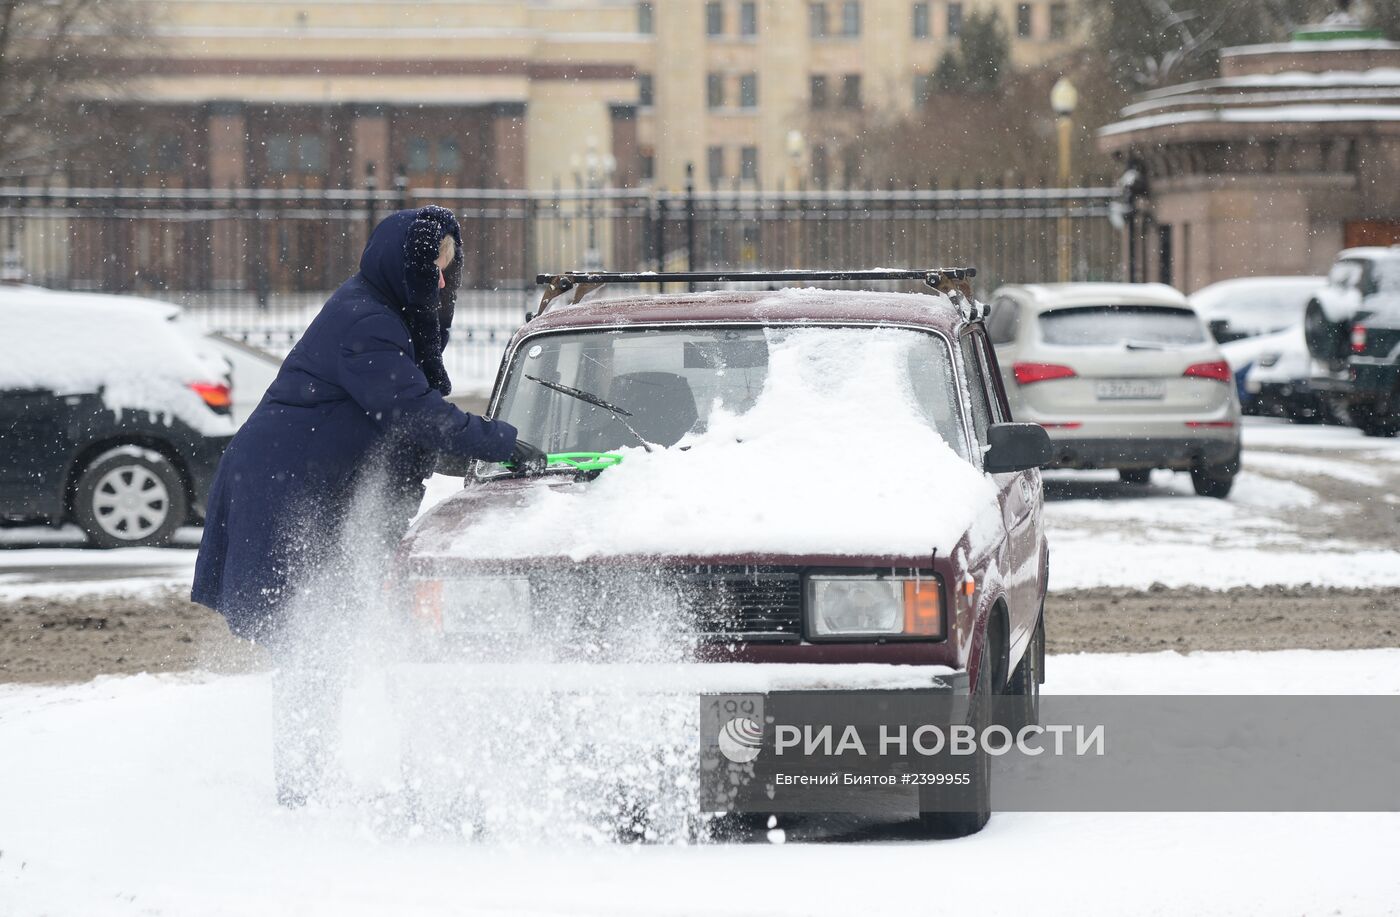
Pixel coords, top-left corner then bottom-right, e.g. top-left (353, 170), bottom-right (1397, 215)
top-left (1188, 277), bottom-right (1326, 309)
top-left (1336, 246), bottom-right (1400, 261)
top-left (0, 286), bottom-right (234, 436)
top-left (997, 282), bottom-right (1190, 311)
top-left (0, 284), bottom-right (182, 320)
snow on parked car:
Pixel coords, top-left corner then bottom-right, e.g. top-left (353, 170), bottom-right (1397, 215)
top-left (1189, 275), bottom-right (1324, 343)
top-left (0, 286), bottom-right (236, 547)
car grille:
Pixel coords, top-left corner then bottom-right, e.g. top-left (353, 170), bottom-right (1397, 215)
top-left (531, 564), bottom-right (803, 643)
top-left (673, 568), bottom-right (803, 641)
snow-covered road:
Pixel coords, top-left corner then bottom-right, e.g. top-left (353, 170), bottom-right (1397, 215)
top-left (1, 649), bottom-right (1397, 917)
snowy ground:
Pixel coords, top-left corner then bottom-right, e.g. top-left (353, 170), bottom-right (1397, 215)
top-left (3, 417), bottom-right (1397, 598)
top-left (1, 649), bottom-right (1397, 917)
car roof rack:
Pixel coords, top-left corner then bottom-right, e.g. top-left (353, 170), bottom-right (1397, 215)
top-left (532, 268), bottom-right (978, 316)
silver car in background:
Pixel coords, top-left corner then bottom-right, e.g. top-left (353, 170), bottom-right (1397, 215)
top-left (987, 283), bottom-right (1242, 498)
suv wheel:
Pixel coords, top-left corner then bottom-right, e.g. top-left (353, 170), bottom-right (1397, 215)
top-left (1118, 468), bottom-right (1151, 486)
top-left (918, 632), bottom-right (993, 838)
top-left (1353, 405), bottom-right (1400, 438)
top-left (72, 447), bottom-right (187, 548)
top-left (1004, 611), bottom-right (1044, 733)
top-left (1191, 462), bottom-right (1236, 499)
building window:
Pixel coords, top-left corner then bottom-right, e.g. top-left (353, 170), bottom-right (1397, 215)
top-left (407, 137), bottom-right (431, 173)
top-left (297, 136), bottom-right (326, 173)
top-left (809, 74), bottom-right (828, 109)
top-left (914, 73), bottom-right (934, 106)
top-left (811, 143), bottom-right (829, 187)
top-left (707, 72), bottom-right (725, 108)
top-left (912, 2), bottom-right (930, 38)
top-left (740, 1), bottom-right (758, 36)
top-left (706, 1), bottom-right (724, 36)
top-left (947, 1), bottom-right (963, 37)
top-left (739, 73), bottom-right (759, 108)
top-left (1049, 1), bottom-right (1067, 39)
top-left (266, 135), bottom-right (292, 174)
top-left (707, 145), bottom-right (725, 184)
top-left (155, 134), bottom-right (183, 172)
top-left (641, 148), bottom-right (656, 181)
top-left (638, 1), bottom-right (654, 34)
top-left (809, 2), bottom-right (828, 37)
top-left (842, 147), bottom-right (859, 188)
top-left (1017, 3), bottom-right (1033, 37)
top-left (841, 73), bottom-right (862, 109)
top-left (639, 73), bottom-right (654, 107)
top-left (741, 145), bottom-right (759, 182)
top-left (438, 139), bottom-right (460, 173)
top-left (841, 1), bottom-right (861, 36)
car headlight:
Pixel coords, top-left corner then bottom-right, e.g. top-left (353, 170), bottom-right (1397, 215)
top-left (414, 576), bottom-right (531, 634)
top-left (807, 575), bottom-right (943, 639)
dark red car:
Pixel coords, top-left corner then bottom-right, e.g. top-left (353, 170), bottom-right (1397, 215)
top-left (394, 270), bottom-right (1051, 837)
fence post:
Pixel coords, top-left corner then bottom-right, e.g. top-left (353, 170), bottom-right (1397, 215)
top-left (247, 178), bottom-right (270, 310)
top-left (521, 194), bottom-right (537, 317)
top-left (365, 161), bottom-right (378, 238)
top-left (685, 162), bottom-right (697, 290)
top-left (653, 193), bottom-right (667, 274)
top-left (395, 164), bottom-right (410, 213)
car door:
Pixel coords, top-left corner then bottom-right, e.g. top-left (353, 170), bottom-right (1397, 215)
top-left (960, 329), bottom-right (1040, 656)
top-left (0, 387), bottom-right (72, 521)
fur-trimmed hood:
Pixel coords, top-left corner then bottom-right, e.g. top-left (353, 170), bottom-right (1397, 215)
top-left (357, 206), bottom-right (464, 395)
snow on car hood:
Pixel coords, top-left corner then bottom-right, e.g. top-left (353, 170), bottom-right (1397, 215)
top-left (0, 290), bottom-right (235, 436)
top-left (425, 328), bottom-right (1001, 562)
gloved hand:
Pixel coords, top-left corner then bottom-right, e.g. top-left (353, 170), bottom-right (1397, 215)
top-left (508, 439), bottom-right (549, 476)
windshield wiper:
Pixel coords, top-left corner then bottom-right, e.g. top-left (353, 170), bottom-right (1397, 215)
top-left (524, 374), bottom-right (654, 453)
top-left (1124, 339), bottom-right (1169, 351)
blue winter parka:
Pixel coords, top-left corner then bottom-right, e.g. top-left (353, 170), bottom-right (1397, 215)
top-left (192, 207), bottom-right (517, 639)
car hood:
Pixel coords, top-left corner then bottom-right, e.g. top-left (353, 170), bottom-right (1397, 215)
top-left (400, 447), bottom-right (1001, 571)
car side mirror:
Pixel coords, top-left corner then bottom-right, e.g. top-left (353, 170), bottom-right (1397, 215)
top-left (983, 422), bottom-right (1053, 474)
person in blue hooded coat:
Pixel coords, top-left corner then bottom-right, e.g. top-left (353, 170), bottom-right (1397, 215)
top-left (192, 206), bottom-right (544, 804)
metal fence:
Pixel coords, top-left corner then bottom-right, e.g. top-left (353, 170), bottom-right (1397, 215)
top-left (0, 182), bottom-right (1123, 390)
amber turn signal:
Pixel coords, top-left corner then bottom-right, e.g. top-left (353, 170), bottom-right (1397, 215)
top-left (903, 580), bottom-right (943, 637)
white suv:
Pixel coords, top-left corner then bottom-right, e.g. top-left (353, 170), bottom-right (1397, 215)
top-left (987, 283), bottom-right (1242, 498)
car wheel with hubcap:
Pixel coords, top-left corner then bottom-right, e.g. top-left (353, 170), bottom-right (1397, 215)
top-left (72, 447), bottom-right (187, 548)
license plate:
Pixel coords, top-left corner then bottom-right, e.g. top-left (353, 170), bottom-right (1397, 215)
top-left (701, 693), bottom-right (766, 755)
top-left (1094, 379), bottom-right (1166, 400)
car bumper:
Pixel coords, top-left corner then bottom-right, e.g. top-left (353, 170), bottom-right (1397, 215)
top-left (184, 434), bottom-right (232, 519)
top-left (1043, 435), bottom-right (1239, 470)
top-left (388, 661), bottom-right (968, 696)
top-left (1312, 361), bottom-right (1399, 398)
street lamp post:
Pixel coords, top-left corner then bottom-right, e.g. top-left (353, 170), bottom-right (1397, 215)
top-left (1051, 77), bottom-right (1078, 284)
top-left (571, 137), bottom-right (616, 271)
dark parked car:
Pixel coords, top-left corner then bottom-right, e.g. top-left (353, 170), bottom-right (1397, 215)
top-left (0, 288), bottom-right (236, 546)
top-left (392, 270), bottom-right (1052, 838)
top-left (1305, 248), bottom-right (1400, 436)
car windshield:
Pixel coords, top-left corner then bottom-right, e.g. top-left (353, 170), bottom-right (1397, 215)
top-left (1039, 305), bottom-right (1206, 347)
top-left (481, 325), bottom-right (968, 476)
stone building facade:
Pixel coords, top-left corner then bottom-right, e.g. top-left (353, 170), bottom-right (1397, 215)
top-left (1098, 25), bottom-right (1400, 292)
top-left (70, 0), bottom-right (1081, 194)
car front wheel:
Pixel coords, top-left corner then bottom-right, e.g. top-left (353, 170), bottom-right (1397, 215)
top-left (72, 446), bottom-right (188, 548)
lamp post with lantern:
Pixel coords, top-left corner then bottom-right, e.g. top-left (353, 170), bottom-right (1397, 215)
top-left (1051, 77), bottom-right (1078, 284)
top-left (571, 137), bottom-right (616, 271)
